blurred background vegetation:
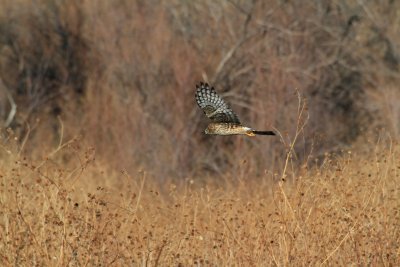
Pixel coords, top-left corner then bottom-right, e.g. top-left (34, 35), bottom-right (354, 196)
top-left (0, 0), bottom-right (399, 180)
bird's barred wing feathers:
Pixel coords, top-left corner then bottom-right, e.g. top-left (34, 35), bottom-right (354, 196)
top-left (195, 82), bottom-right (241, 124)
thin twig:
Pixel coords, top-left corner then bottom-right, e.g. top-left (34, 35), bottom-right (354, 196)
top-left (135, 171), bottom-right (146, 212)
top-left (5, 90), bottom-right (17, 127)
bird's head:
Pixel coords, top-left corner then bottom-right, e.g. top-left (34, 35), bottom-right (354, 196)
top-left (204, 123), bottom-right (219, 135)
top-left (204, 124), bottom-right (216, 135)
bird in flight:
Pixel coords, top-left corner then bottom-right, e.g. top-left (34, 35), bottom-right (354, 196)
top-left (195, 82), bottom-right (275, 136)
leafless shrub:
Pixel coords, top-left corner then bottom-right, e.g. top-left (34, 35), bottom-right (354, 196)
top-left (0, 0), bottom-right (399, 179)
top-left (0, 1), bottom-right (90, 135)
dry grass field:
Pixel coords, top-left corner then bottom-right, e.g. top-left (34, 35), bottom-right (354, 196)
top-left (0, 0), bottom-right (400, 266)
top-left (0, 130), bottom-right (399, 266)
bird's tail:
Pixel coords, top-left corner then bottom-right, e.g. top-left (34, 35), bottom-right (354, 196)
top-left (252, 130), bottom-right (276, 136)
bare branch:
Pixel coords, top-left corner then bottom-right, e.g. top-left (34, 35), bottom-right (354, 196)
top-left (0, 79), bottom-right (17, 127)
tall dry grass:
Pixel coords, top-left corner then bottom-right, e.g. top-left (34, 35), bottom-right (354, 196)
top-left (0, 128), bottom-right (399, 265)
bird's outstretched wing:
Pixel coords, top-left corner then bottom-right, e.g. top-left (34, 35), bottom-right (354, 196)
top-left (195, 82), bottom-right (241, 124)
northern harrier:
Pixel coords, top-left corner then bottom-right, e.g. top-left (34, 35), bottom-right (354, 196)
top-left (195, 82), bottom-right (275, 136)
